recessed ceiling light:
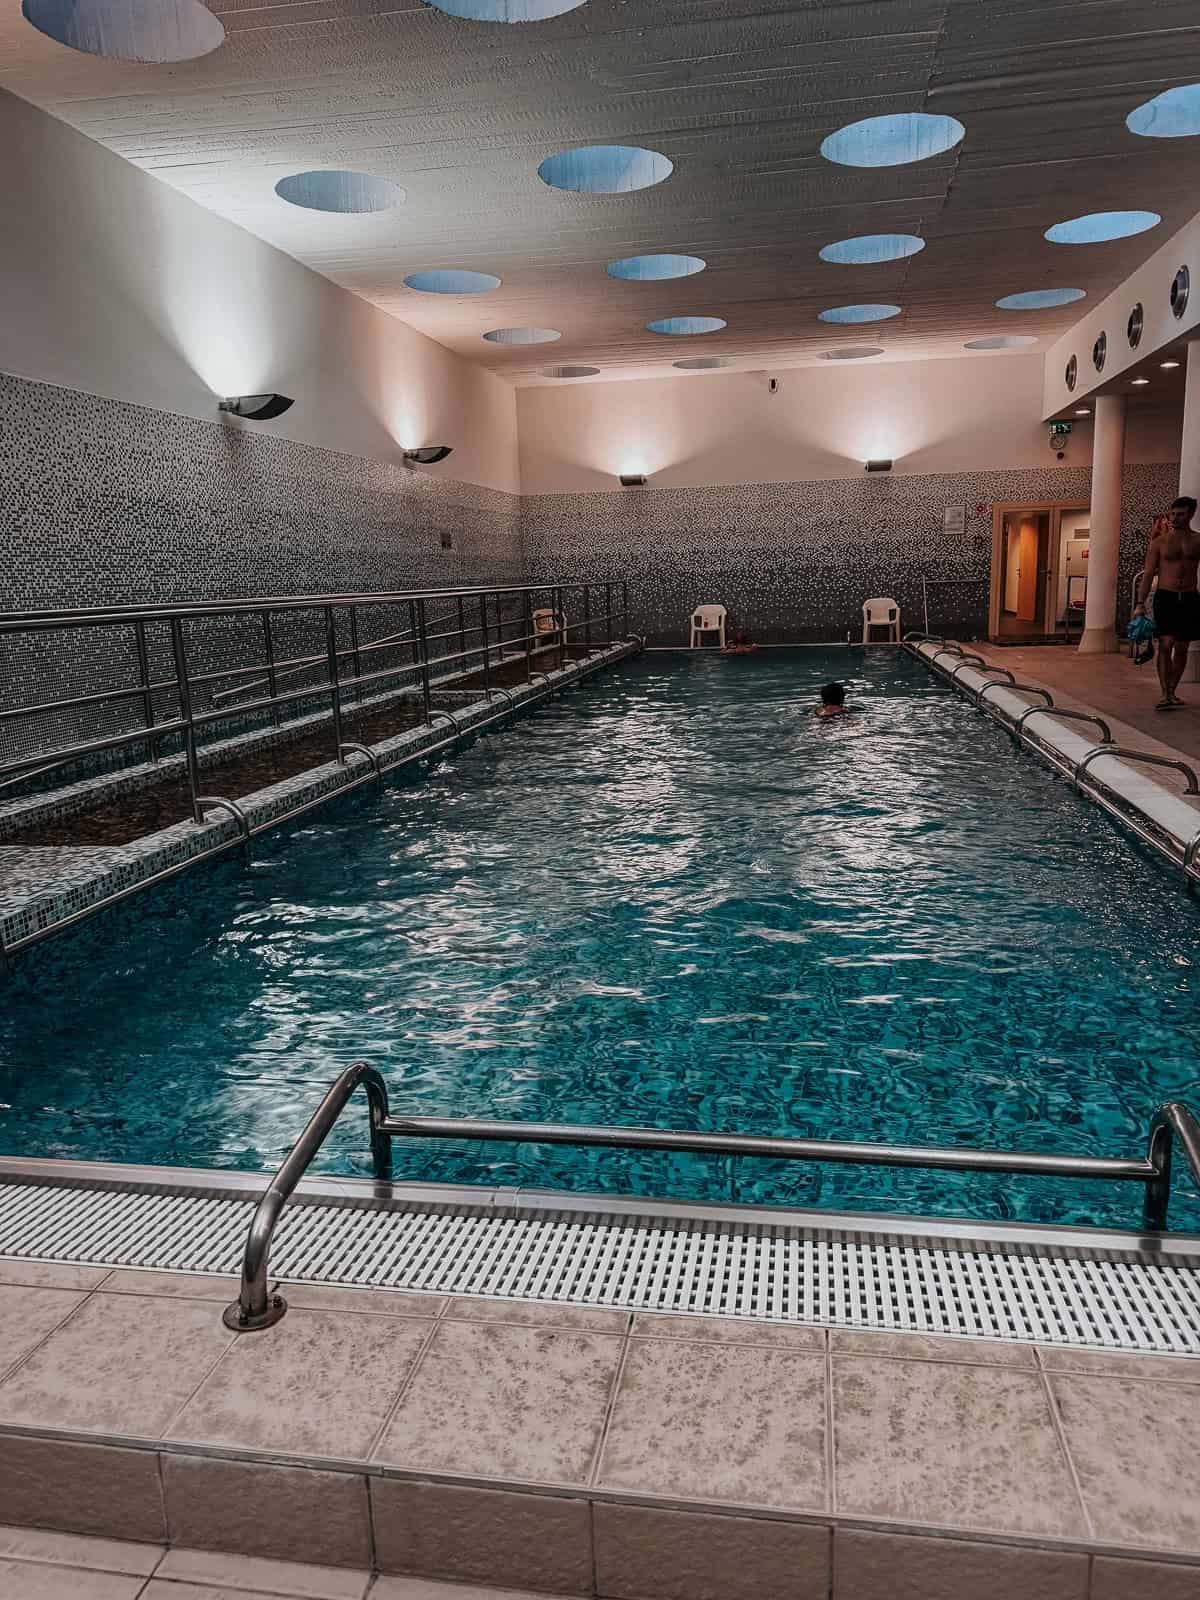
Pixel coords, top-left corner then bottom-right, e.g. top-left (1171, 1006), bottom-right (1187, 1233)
top-left (820, 112), bottom-right (965, 168)
top-left (22, 0), bottom-right (224, 59)
top-left (818, 234), bottom-right (925, 265)
top-left (995, 288), bottom-right (1087, 311)
top-left (646, 316), bottom-right (726, 336)
top-left (403, 269), bottom-right (500, 293)
top-left (275, 171), bottom-right (405, 213)
top-left (1161, 359), bottom-right (1182, 370)
top-left (1075, 408), bottom-right (1091, 416)
top-left (607, 254), bottom-right (705, 281)
top-left (820, 347), bottom-right (885, 361)
top-left (424, 0), bottom-right (586, 18)
top-left (483, 327), bottom-right (561, 344)
top-left (964, 335), bottom-right (1038, 350)
top-left (819, 304), bottom-right (901, 324)
top-left (1045, 211), bottom-right (1161, 245)
top-left (541, 364), bottom-right (599, 378)
top-left (1131, 376), bottom-right (1151, 386)
top-left (673, 357), bottom-right (730, 370)
top-left (538, 145), bottom-right (672, 194)
top-left (1127, 84), bottom-right (1200, 138)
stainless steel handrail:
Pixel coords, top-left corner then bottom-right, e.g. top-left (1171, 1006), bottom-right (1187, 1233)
top-left (224, 1063), bottom-right (1200, 1330)
top-left (1076, 746), bottom-right (1200, 795)
top-left (338, 742), bottom-right (381, 780)
top-left (1016, 706), bottom-right (1113, 745)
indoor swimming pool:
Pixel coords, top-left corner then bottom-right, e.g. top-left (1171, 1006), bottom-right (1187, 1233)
top-left (4, 648), bottom-right (1200, 1231)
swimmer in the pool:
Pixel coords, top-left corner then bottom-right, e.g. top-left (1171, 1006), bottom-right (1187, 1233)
top-left (813, 681), bottom-right (854, 719)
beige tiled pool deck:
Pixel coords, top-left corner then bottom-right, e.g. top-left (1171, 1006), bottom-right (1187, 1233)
top-left (1, 1258), bottom-right (1199, 1599)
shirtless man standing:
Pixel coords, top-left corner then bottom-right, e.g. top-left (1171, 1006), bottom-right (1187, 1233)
top-left (1134, 496), bottom-right (1200, 709)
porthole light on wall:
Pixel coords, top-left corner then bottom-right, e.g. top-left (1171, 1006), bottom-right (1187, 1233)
top-left (1127, 84), bottom-right (1200, 139)
top-left (673, 357), bottom-right (730, 370)
top-left (995, 288), bottom-right (1086, 311)
top-left (22, 0), bottom-right (224, 59)
top-left (819, 304), bottom-right (901, 324)
top-left (647, 316), bottom-right (726, 336)
top-left (1128, 303), bottom-right (1144, 347)
top-left (818, 234), bottom-right (925, 265)
top-left (1093, 332), bottom-right (1107, 372)
top-left (403, 270), bottom-right (500, 293)
top-left (482, 327), bottom-right (561, 344)
top-left (607, 254), bottom-right (705, 281)
top-left (820, 347), bottom-right (885, 361)
top-left (820, 112), bottom-right (965, 168)
top-left (424, 0), bottom-right (586, 19)
top-left (1045, 211), bottom-right (1161, 245)
top-left (1172, 265), bottom-right (1191, 319)
top-left (541, 364), bottom-right (599, 378)
top-left (964, 335), bottom-right (1037, 350)
top-left (538, 145), bottom-right (672, 194)
top-left (1066, 355), bottom-right (1078, 391)
top-left (275, 171), bottom-right (405, 213)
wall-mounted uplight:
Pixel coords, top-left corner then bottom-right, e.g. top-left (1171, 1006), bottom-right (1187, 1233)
top-left (404, 446), bottom-right (454, 465)
top-left (865, 459), bottom-right (893, 473)
top-left (619, 473), bottom-right (648, 487)
top-left (218, 394), bottom-right (294, 420)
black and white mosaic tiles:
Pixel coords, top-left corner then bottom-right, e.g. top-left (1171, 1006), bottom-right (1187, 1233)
top-left (521, 463), bottom-right (1181, 644)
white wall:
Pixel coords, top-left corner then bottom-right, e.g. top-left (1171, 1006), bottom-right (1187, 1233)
top-left (0, 87), bottom-right (519, 495)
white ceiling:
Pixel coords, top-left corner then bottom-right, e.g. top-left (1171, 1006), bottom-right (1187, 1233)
top-left (3, 0), bottom-right (1200, 384)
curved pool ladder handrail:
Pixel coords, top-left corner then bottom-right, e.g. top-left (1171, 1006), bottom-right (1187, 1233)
top-left (198, 795), bottom-right (252, 857)
top-left (487, 686), bottom-right (515, 709)
top-left (225, 1066), bottom-right (1200, 1330)
top-left (1015, 706), bottom-right (1113, 746)
top-left (1184, 828), bottom-right (1200, 876)
top-left (528, 671), bottom-right (553, 690)
top-left (1075, 745), bottom-right (1200, 795)
top-left (971, 667), bottom-right (1018, 701)
top-left (903, 631), bottom-right (946, 644)
top-left (949, 658), bottom-right (987, 688)
top-left (338, 742), bottom-right (381, 781)
top-left (929, 647), bottom-right (965, 669)
top-left (429, 710), bottom-right (463, 736)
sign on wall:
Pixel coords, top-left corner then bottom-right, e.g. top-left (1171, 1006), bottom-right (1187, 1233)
top-left (943, 505), bottom-right (966, 535)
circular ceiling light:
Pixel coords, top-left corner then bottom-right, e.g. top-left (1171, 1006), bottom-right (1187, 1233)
top-left (995, 288), bottom-right (1086, 311)
top-left (403, 269), bottom-right (500, 293)
top-left (1127, 84), bottom-right (1200, 139)
top-left (541, 364), bottom-right (599, 378)
top-left (646, 316), bottom-right (726, 336)
top-left (607, 254), bottom-right (705, 281)
top-left (1045, 211), bottom-right (1161, 245)
top-left (275, 171), bottom-right (405, 213)
top-left (821, 346), bottom-right (885, 361)
top-left (818, 304), bottom-right (901, 324)
top-left (22, 0), bottom-right (224, 59)
top-left (483, 327), bottom-right (561, 344)
top-left (820, 112), bottom-right (965, 168)
top-left (1131, 377), bottom-right (1150, 386)
top-left (673, 357), bottom-right (730, 370)
top-left (424, 0), bottom-right (585, 18)
top-left (1162, 359), bottom-right (1183, 370)
top-left (538, 145), bottom-right (672, 194)
top-left (819, 233), bottom-right (925, 265)
top-left (965, 335), bottom-right (1038, 350)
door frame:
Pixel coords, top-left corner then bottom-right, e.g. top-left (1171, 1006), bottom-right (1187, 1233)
top-left (988, 499), bottom-right (1091, 639)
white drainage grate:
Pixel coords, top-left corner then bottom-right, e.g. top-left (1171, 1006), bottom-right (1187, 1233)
top-left (2, 1179), bottom-right (1199, 1356)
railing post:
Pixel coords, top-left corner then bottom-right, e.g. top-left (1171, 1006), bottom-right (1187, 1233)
top-left (132, 619), bottom-right (161, 764)
top-left (324, 605), bottom-right (346, 761)
top-left (1144, 1114), bottom-right (1174, 1230)
top-left (582, 583), bottom-right (592, 654)
top-left (457, 596), bottom-right (467, 673)
top-left (479, 594), bottom-right (492, 699)
top-left (524, 590), bottom-right (534, 682)
top-left (416, 598), bottom-right (433, 724)
top-left (622, 579), bottom-right (630, 638)
top-left (262, 611), bottom-right (280, 729)
top-left (605, 583), bottom-right (614, 645)
top-left (169, 616), bottom-right (204, 824)
top-left (349, 605), bottom-right (363, 706)
top-left (554, 583), bottom-right (565, 670)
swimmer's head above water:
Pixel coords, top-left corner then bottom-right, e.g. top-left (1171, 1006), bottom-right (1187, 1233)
top-left (814, 681), bottom-right (849, 718)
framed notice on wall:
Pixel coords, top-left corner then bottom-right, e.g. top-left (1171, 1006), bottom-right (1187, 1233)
top-left (943, 505), bottom-right (966, 536)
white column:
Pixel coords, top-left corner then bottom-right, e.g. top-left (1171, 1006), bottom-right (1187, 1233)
top-left (1177, 341), bottom-right (1200, 679)
top-left (1078, 394), bottom-right (1126, 654)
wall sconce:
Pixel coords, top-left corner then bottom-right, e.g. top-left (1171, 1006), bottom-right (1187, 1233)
top-left (619, 473), bottom-right (648, 487)
top-left (218, 394), bottom-right (294, 420)
top-left (404, 446), bottom-right (454, 465)
top-left (865, 459), bottom-right (893, 473)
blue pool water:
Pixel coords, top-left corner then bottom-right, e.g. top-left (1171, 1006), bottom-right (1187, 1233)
top-left (3, 649), bottom-right (1200, 1230)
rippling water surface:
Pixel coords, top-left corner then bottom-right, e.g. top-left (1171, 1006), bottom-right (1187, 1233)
top-left (4, 649), bottom-right (1199, 1229)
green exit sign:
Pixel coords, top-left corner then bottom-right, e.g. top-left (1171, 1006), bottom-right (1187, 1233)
top-left (1049, 421), bottom-right (1073, 436)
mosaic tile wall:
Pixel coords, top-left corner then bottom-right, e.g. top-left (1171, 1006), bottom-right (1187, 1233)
top-left (522, 462), bottom-right (1181, 645)
top-left (0, 371), bottom-right (523, 763)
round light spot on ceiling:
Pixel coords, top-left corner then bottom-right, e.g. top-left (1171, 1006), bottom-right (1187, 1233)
top-left (965, 335), bottom-right (1038, 350)
top-left (541, 364), bottom-right (599, 378)
top-left (1045, 211), bottom-right (1161, 245)
top-left (818, 233), bottom-right (925, 265)
top-left (538, 145), bottom-right (672, 194)
top-left (607, 254), bottom-right (705, 281)
top-left (820, 112), bottom-right (964, 168)
top-left (673, 357), bottom-right (730, 370)
top-left (818, 304), bottom-right (901, 324)
top-left (482, 326), bottom-right (561, 344)
top-left (995, 288), bottom-right (1086, 311)
top-left (404, 269), bottom-right (500, 294)
top-left (646, 316), bottom-right (726, 336)
top-left (275, 170), bottom-right (405, 213)
top-left (22, 0), bottom-right (224, 60)
top-left (820, 346), bottom-right (885, 361)
top-left (424, 0), bottom-right (585, 19)
top-left (1127, 84), bottom-right (1200, 138)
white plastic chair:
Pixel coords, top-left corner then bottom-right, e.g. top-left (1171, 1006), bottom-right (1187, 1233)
top-left (532, 607), bottom-right (565, 646)
top-left (862, 597), bottom-right (900, 644)
top-left (690, 604), bottom-right (727, 649)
